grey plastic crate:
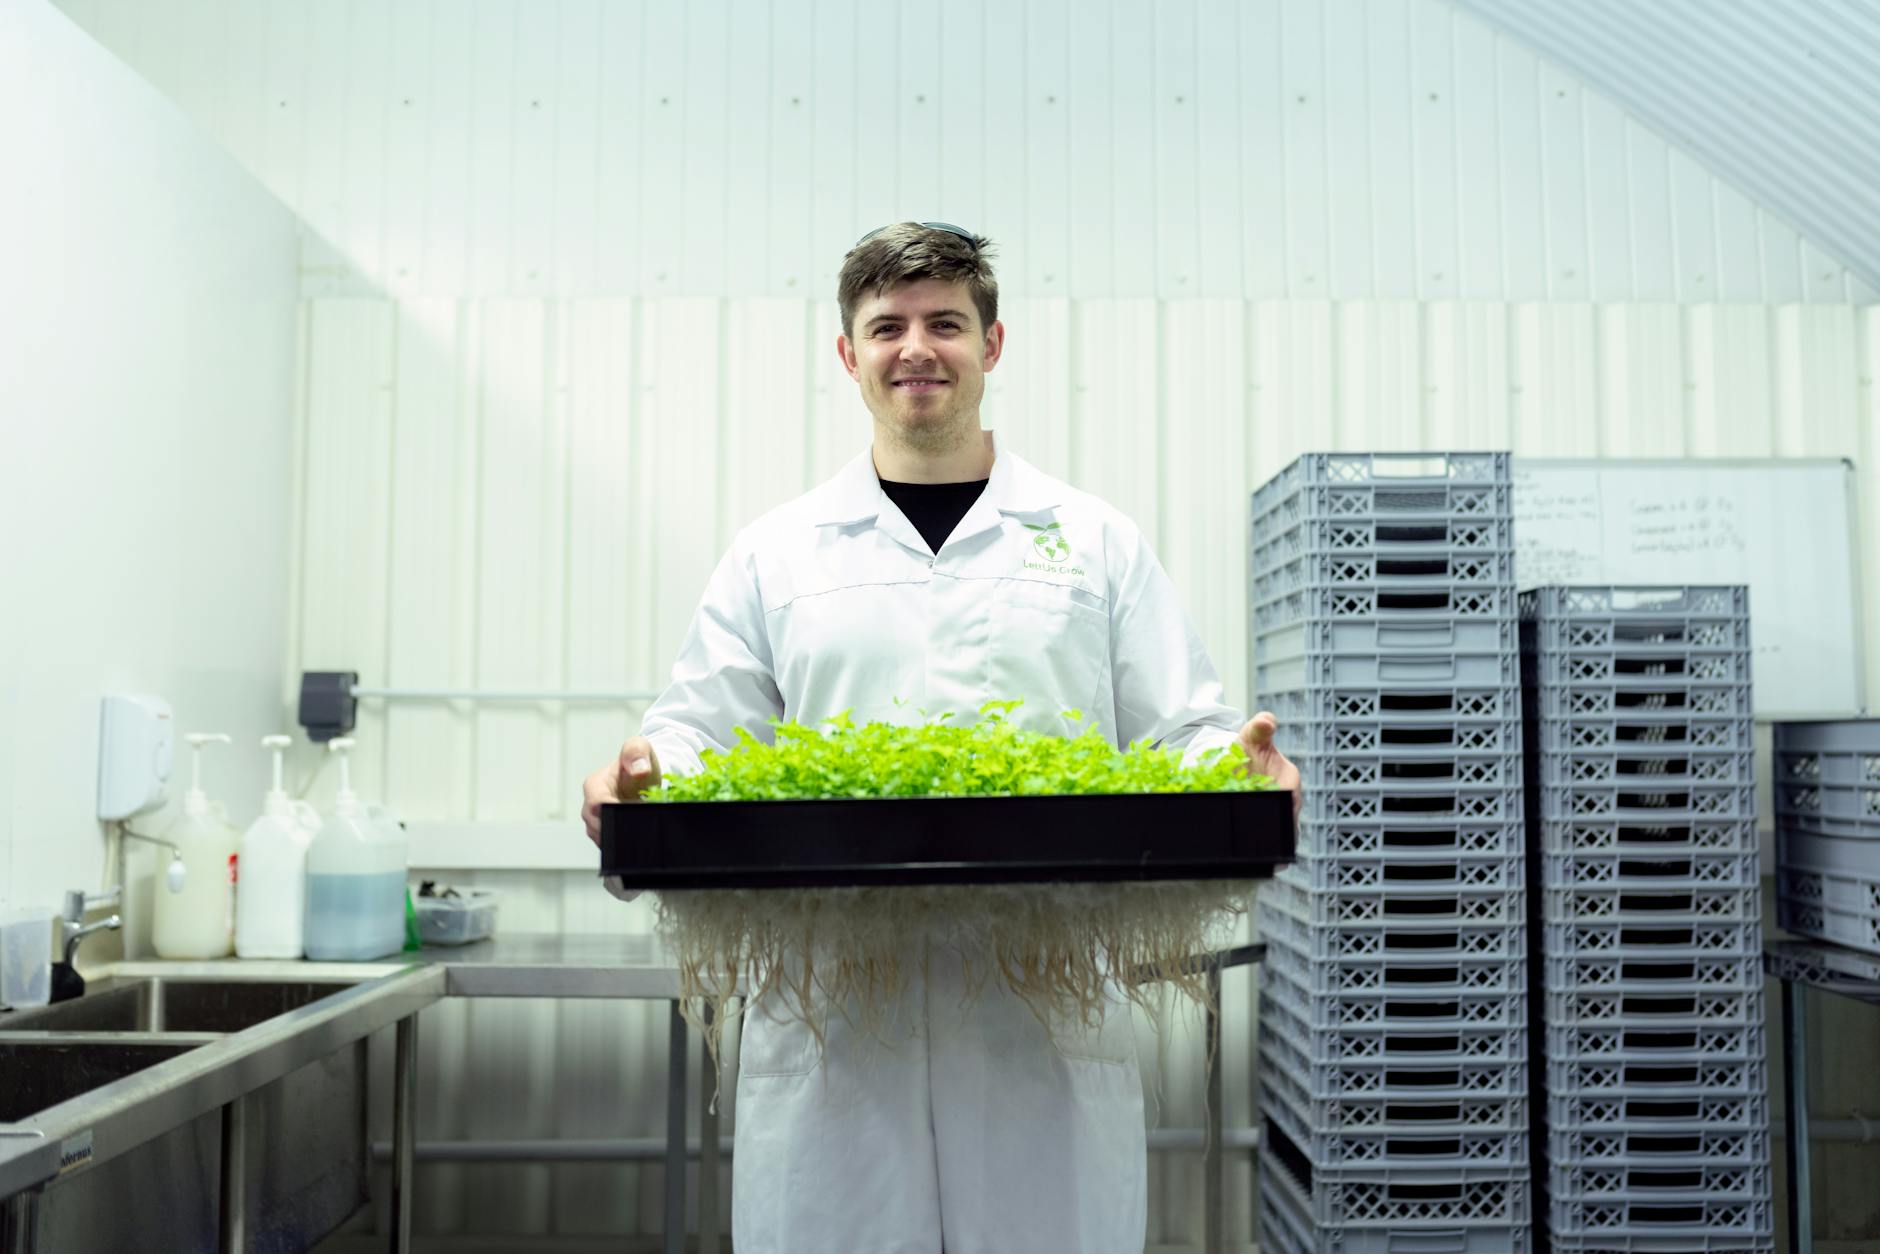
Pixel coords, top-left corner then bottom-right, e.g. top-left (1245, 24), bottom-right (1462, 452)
top-left (1534, 748), bottom-right (1754, 788)
top-left (1265, 684), bottom-right (1524, 728)
top-left (1538, 784), bottom-right (1757, 824)
top-left (1543, 1233), bottom-right (1771, 1253)
top-left (1533, 714), bottom-right (1755, 753)
top-left (1279, 848), bottom-right (1525, 894)
top-left (1775, 827), bottom-right (1880, 879)
top-left (1546, 1090), bottom-right (1768, 1130)
top-left (1525, 612), bottom-right (1751, 653)
top-left (1251, 491), bottom-right (1515, 554)
top-left (1292, 746), bottom-right (1524, 790)
top-left (1273, 865), bottom-right (1526, 929)
top-left (1253, 449), bottom-right (1512, 499)
top-left (1541, 919), bottom-right (1762, 959)
top-left (1252, 450), bottom-right (1513, 528)
top-left (1258, 1147), bottom-right (1534, 1254)
top-left (1263, 975), bottom-right (1527, 1032)
top-left (1285, 714), bottom-right (1524, 758)
top-left (1262, 977), bottom-right (1528, 1064)
top-left (1545, 1021), bottom-right (1766, 1063)
top-left (1256, 552), bottom-right (1516, 605)
top-left (1259, 649), bottom-right (1520, 694)
top-left (1545, 1127), bottom-right (1770, 1169)
top-left (1291, 818), bottom-right (1527, 860)
top-left (1543, 987), bottom-right (1766, 1029)
top-left (1257, 583), bottom-right (1518, 630)
top-left (1261, 1062), bottom-right (1529, 1140)
top-left (1262, 1017), bottom-right (1527, 1101)
top-left (1519, 585), bottom-right (1750, 621)
top-left (1528, 649), bottom-right (1752, 687)
top-left (1265, 917), bottom-right (1525, 997)
top-left (1549, 1158), bottom-right (1771, 1200)
top-left (1254, 617), bottom-right (1520, 669)
top-left (1773, 781), bottom-right (1880, 838)
top-left (1261, 894), bottom-right (1526, 962)
top-left (1260, 1074), bottom-right (1531, 1173)
top-left (1775, 892), bottom-right (1880, 957)
top-left (1541, 884), bottom-right (1763, 925)
top-left (1777, 748), bottom-right (1880, 788)
top-left (1526, 682), bottom-right (1754, 721)
top-left (1307, 784), bottom-right (1526, 825)
top-left (1774, 719), bottom-right (1880, 754)
top-left (1259, 1121), bottom-right (1530, 1229)
top-left (1542, 952), bottom-right (1763, 994)
top-left (1775, 860), bottom-right (1880, 913)
top-left (1547, 1192), bottom-right (1773, 1244)
top-left (1254, 514), bottom-right (1515, 571)
top-left (1539, 851), bottom-right (1759, 892)
top-left (1533, 819), bottom-right (1759, 856)
top-left (1545, 1055), bottom-right (1765, 1096)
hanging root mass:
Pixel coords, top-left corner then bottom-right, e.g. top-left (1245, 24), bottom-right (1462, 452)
top-left (660, 880), bottom-right (1254, 1076)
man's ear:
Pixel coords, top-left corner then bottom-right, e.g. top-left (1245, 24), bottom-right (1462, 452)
top-left (835, 332), bottom-right (859, 380)
top-left (981, 319), bottom-right (1005, 372)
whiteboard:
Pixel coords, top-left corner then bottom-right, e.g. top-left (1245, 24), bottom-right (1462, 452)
top-left (1511, 459), bottom-right (1865, 720)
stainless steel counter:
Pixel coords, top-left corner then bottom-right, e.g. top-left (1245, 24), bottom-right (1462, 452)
top-left (3, 933), bottom-right (1250, 1254)
top-left (100, 931), bottom-right (697, 997)
top-left (0, 934), bottom-right (718, 1254)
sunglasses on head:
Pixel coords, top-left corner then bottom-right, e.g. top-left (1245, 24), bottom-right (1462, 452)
top-left (854, 221), bottom-right (979, 247)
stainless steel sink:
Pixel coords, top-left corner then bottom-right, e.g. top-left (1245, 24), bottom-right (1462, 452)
top-left (0, 978), bottom-right (353, 1034)
top-left (0, 966), bottom-right (441, 1254)
top-left (0, 1038), bottom-right (205, 1122)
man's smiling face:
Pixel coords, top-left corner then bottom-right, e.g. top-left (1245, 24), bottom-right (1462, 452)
top-left (838, 278), bottom-right (1004, 451)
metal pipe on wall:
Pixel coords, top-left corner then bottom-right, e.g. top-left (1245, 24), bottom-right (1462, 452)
top-left (369, 1118), bottom-right (1875, 1166)
top-left (369, 1127), bottom-right (1270, 1164)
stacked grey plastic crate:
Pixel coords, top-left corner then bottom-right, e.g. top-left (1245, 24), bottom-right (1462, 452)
top-left (1520, 586), bottom-right (1774, 1252)
top-left (1775, 719), bottom-right (1880, 955)
top-left (1251, 452), bottom-right (1532, 1254)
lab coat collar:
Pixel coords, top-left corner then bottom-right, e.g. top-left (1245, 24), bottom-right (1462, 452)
top-left (810, 432), bottom-right (1062, 530)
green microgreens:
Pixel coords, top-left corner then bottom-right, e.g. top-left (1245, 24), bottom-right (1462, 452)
top-left (647, 701), bottom-right (1271, 802)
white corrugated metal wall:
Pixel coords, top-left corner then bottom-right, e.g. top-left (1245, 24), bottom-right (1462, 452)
top-left (54, 0), bottom-right (1880, 1245)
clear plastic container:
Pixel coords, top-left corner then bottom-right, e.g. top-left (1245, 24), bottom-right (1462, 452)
top-left (414, 890), bottom-right (498, 946)
top-left (1, 908), bottom-right (53, 1010)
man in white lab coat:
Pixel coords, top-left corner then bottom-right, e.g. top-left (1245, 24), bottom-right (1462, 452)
top-left (581, 222), bottom-right (1300, 1254)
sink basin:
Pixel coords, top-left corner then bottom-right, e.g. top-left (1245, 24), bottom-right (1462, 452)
top-left (0, 1039), bottom-right (202, 1121)
top-left (0, 979), bottom-right (353, 1034)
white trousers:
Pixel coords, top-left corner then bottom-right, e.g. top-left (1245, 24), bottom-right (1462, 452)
top-left (730, 941), bottom-right (1148, 1254)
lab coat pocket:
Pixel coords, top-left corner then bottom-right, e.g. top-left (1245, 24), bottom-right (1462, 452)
top-left (988, 583), bottom-right (1110, 721)
top-left (737, 997), bottom-right (824, 1079)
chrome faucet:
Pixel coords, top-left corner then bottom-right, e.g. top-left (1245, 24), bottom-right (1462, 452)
top-left (61, 887), bottom-right (122, 965)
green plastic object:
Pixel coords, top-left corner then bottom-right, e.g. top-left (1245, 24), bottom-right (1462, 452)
top-left (403, 887), bottom-right (422, 952)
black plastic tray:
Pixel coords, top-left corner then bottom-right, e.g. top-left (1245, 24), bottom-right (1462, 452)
top-left (600, 789), bottom-right (1296, 889)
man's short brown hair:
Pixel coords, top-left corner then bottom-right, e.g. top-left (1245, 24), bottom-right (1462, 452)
top-left (837, 223), bottom-right (999, 339)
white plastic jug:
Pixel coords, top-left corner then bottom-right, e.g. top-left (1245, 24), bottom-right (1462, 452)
top-left (152, 734), bottom-right (240, 960)
top-left (235, 735), bottom-right (322, 959)
top-left (303, 738), bottom-right (407, 961)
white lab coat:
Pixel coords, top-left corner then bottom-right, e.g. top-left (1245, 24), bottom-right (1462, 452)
top-left (635, 438), bottom-right (1243, 1253)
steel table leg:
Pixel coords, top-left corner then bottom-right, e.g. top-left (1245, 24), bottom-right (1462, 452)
top-left (665, 1000), bottom-right (688, 1254)
top-left (1783, 978), bottom-right (1812, 1254)
top-left (220, 1093), bottom-right (248, 1253)
top-left (699, 1001), bottom-right (721, 1254)
top-left (3, 1189), bottom-right (40, 1254)
top-left (1204, 963), bottom-right (1223, 1254)
top-left (391, 1014), bottom-right (418, 1254)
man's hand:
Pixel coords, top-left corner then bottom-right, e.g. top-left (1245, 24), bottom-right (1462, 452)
top-left (1237, 711), bottom-right (1303, 816)
top-left (582, 736), bottom-right (663, 846)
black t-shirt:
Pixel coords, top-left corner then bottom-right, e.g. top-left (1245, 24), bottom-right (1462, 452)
top-left (879, 478), bottom-right (990, 555)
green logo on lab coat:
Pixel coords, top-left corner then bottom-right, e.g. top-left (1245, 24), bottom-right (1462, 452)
top-left (1026, 522), bottom-right (1070, 564)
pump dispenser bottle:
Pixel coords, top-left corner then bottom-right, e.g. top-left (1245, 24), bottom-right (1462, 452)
top-left (303, 738), bottom-right (407, 960)
top-left (151, 733), bottom-right (240, 959)
top-left (234, 735), bottom-right (321, 959)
